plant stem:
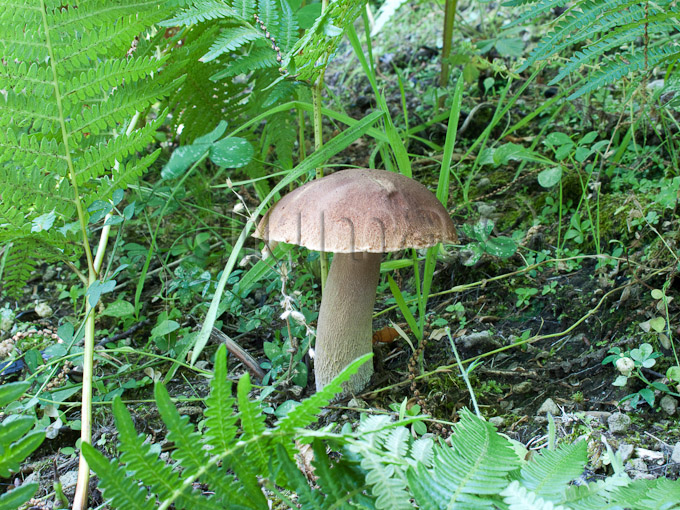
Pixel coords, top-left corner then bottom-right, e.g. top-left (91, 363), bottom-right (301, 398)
top-left (312, 53), bottom-right (329, 290)
top-left (438, 0), bottom-right (458, 109)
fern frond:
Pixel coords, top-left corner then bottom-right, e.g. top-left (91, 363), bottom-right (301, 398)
top-left (278, 354), bottom-right (373, 435)
top-left (76, 115), bottom-right (165, 185)
top-left (200, 26), bottom-right (262, 63)
top-left (501, 481), bottom-right (570, 510)
top-left (0, 243), bottom-right (35, 297)
top-left (235, 373), bottom-right (269, 473)
top-left (203, 344), bottom-right (238, 452)
top-left (636, 478), bottom-right (680, 509)
top-left (566, 45), bottom-right (678, 99)
top-left (406, 410), bottom-right (519, 509)
top-left (111, 397), bottom-right (209, 510)
top-left (233, 0), bottom-right (255, 20)
top-left (508, 0), bottom-right (680, 97)
top-left (257, 0), bottom-right (279, 30)
top-left (278, 0), bottom-right (299, 52)
top-left (0, 0), bottom-right (182, 292)
top-left (81, 443), bottom-right (157, 510)
top-left (283, 0), bottom-right (365, 83)
top-left (519, 442), bottom-right (587, 499)
top-left (212, 46), bottom-right (278, 79)
top-left (160, 0), bottom-right (237, 26)
top-left (163, 24), bottom-right (249, 143)
top-left (276, 443), bottom-right (326, 509)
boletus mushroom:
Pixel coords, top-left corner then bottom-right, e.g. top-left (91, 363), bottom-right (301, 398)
top-left (254, 169), bottom-right (458, 394)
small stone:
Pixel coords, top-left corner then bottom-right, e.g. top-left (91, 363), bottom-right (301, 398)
top-left (618, 444), bottom-right (634, 463)
top-left (635, 447), bottom-right (664, 464)
top-left (489, 416), bottom-right (505, 428)
top-left (477, 203), bottom-right (496, 218)
top-left (513, 381), bottom-right (533, 394)
top-left (537, 398), bottom-right (560, 416)
top-left (607, 412), bottom-right (631, 434)
top-left (499, 400), bottom-right (513, 410)
top-left (347, 398), bottom-right (367, 409)
top-left (42, 266), bottom-right (57, 282)
top-left (477, 177), bottom-right (491, 189)
top-left (659, 395), bottom-right (678, 416)
top-left (583, 411), bottom-right (612, 423)
top-left (626, 458), bottom-right (648, 472)
top-left (59, 470), bottom-right (79, 493)
top-left (671, 442), bottom-right (680, 464)
top-left (459, 330), bottom-right (500, 349)
top-left (35, 302), bottom-right (53, 318)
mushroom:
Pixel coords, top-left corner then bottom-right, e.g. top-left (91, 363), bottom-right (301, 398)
top-left (254, 168), bottom-right (458, 394)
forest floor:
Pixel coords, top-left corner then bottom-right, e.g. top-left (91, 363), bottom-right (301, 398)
top-left (3, 1), bottom-right (680, 504)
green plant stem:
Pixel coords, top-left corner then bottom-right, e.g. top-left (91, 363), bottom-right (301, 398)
top-left (38, 2), bottom-right (96, 506)
top-left (312, 77), bottom-right (329, 291)
top-left (447, 327), bottom-right (480, 417)
top-left (438, 0), bottom-right (458, 109)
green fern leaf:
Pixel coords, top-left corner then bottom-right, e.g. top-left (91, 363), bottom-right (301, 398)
top-left (276, 443), bottom-right (326, 509)
top-left (233, 0), bottom-right (255, 20)
top-left (160, 0), bottom-right (237, 26)
top-left (257, 0), bottom-right (279, 30)
top-left (406, 410), bottom-right (519, 510)
top-left (279, 0), bottom-right (299, 52)
top-left (278, 354), bottom-right (373, 435)
top-left (211, 47), bottom-right (278, 79)
top-left (203, 344), bottom-right (238, 452)
top-left (519, 441), bottom-right (587, 499)
top-left (164, 24), bottom-right (249, 143)
top-left (636, 478), bottom-right (680, 509)
top-left (501, 481), bottom-right (570, 510)
top-left (110, 397), bottom-right (208, 509)
top-left (155, 383), bottom-right (210, 478)
top-left (201, 26), bottom-right (262, 63)
top-left (235, 373), bottom-right (269, 472)
top-left (81, 443), bottom-right (156, 510)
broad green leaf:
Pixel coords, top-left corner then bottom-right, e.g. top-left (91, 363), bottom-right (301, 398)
top-left (151, 320), bottom-right (180, 338)
top-left (209, 137), bottom-right (253, 168)
top-left (0, 381), bottom-right (30, 407)
top-left (31, 210), bottom-right (56, 233)
top-left (0, 482), bottom-right (37, 510)
top-left (537, 167), bottom-right (562, 188)
top-left (102, 300), bottom-right (135, 318)
top-left (484, 236), bottom-right (517, 258)
top-left (162, 144), bottom-right (210, 179)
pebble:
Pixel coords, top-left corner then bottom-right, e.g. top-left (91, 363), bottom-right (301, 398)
top-left (35, 302), bottom-right (53, 318)
top-left (489, 416), bottom-right (505, 428)
top-left (607, 412), bottom-right (631, 434)
top-left (459, 330), bottom-right (500, 349)
top-left (618, 444), bottom-right (634, 463)
top-left (671, 442), bottom-right (680, 464)
top-left (537, 398), bottom-right (560, 416)
top-left (635, 447), bottom-right (664, 464)
top-left (512, 381), bottom-right (533, 394)
top-left (59, 470), bottom-right (79, 494)
top-left (583, 411), bottom-right (612, 423)
top-left (659, 395), bottom-right (678, 416)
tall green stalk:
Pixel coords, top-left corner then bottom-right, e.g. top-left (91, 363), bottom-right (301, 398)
top-left (438, 0), bottom-right (459, 109)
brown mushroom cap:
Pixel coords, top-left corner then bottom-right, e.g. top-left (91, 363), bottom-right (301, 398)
top-left (254, 168), bottom-right (458, 253)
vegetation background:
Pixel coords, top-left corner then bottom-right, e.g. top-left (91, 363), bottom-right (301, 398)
top-left (0, 0), bottom-right (679, 508)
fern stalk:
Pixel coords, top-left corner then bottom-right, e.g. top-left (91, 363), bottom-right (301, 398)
top-left (36, 3), bottom-right (100, 506)
top-left (438, 0), bottom-right (459, 109)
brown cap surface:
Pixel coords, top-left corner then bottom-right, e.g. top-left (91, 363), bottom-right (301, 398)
top-left (254, 169), bottom-right (458, 253)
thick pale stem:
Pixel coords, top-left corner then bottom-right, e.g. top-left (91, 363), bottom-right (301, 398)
top-left (315, 252), bottom-right (381, 393)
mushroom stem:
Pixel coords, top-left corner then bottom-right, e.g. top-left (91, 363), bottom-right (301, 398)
top-left (314, 251), bottom-right (381, 393)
